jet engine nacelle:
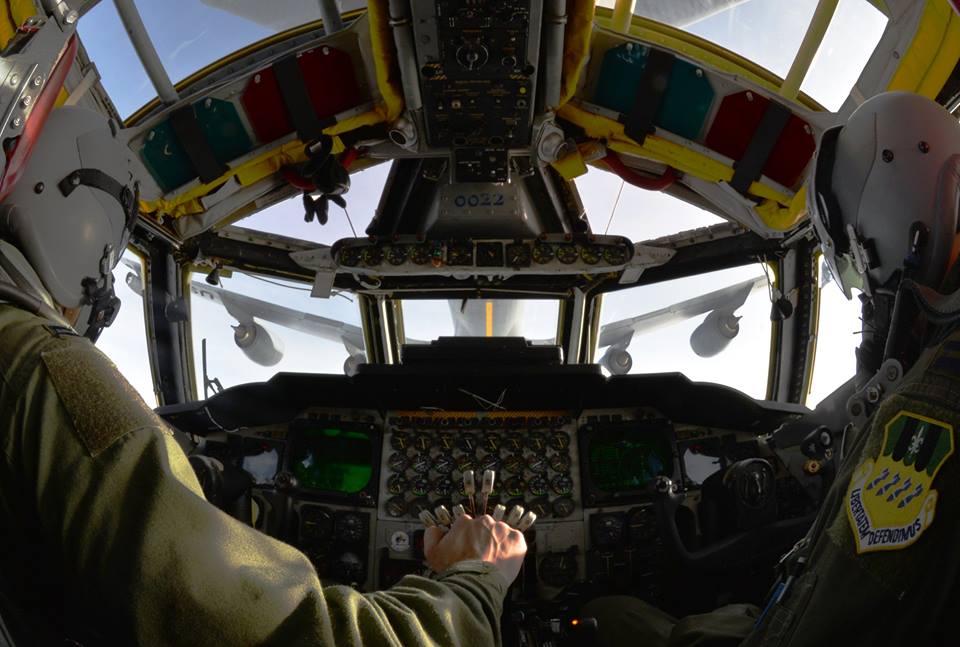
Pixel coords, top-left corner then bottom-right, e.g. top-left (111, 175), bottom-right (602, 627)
top-left (600, 346), bottom-right (633, 375)
top-left (690, 310), bottom-right (741, 358)
top-left (233, 322), bottom-right (284, 367)
top-left (343, 352), bottom-right (366, 376)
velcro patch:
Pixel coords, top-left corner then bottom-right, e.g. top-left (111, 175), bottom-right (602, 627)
top-left (41, 344), bottom-right (161, 456)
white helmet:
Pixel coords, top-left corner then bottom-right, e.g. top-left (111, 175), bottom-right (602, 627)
top-left (0, 106), bottom-right (140, 339)
top-left (809, 92), bottom-right (960, 298)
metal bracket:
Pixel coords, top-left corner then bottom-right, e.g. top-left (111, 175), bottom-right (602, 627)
top-left (619, 244), bottom-right (676, 284)
top-left (844, 358), bottom-right (903, 457)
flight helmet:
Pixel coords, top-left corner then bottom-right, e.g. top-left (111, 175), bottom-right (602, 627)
top-left (810, 91), bottom-right (960, 298)
top-left (0, 106), bottom-right (140, 340)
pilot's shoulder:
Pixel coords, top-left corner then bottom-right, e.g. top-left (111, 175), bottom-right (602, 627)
top-left (0, 304), bottom-right (164, 457)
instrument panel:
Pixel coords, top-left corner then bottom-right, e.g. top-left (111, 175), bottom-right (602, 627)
top-left (189, 402), bottom-right (806, 606)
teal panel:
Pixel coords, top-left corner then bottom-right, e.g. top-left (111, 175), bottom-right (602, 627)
top-left (594, 43), bottom-right (714, 142)
top-left (595, 43), bottom-right (648, 114)
top-left (656, 60), bottom-right (714, 141)
top-left (195, 97), bottom-right (253, 165)
top-left (140, 120), bottom-right (194, 193)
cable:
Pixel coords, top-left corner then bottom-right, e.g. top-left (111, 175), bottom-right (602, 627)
top-left (603, 180), bottom-right (625, 235)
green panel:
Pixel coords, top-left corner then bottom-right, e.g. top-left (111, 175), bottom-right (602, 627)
top-left (195, 97), bottom-right (253, 165)
top-left (595, 43), bottom-right (647, 115)
top-left (140, 120), bottom-right (194, 193)
top-left (594, 43), bottom-right (714, 142)
top-left (657, 59), bottom-right (715, 141)
top-left (292, 427), bottom-right (373, 494)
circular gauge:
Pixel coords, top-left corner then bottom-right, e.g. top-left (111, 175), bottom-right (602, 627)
top-left (456, 454), bottom-right (476, 473)
top-left (433, 453), bottom-right (455, 475)
top-left (437, 432), bottom-right (456, 452)
top-left (526, 432), bottom-right (547, 452)
top-left (549, 431), bottom-right (570, 451)
top-left (391, 431), bottom-right (410, 451)
top-left (504, 477), bottom-right (526, 498)
top-left (555, 244), bottom-right (578, 264)
top-left (528, 497), bottom-right (550, 519)
top-left (538, 551), bottom-right (577, 588)
top-left (549, 453), bottom-right (571, 473)
top-left (602, 245), bottom-right (628, 265)
top-left (385, 496), bottom-right (408, 518)
top-left (579, 244), bottom-right (602, 265)
top-left (532, 242), bottom-right (555, 264)
top-left (526, 454), bottom-right (548, 474)
top-left (411, 477), bottom-right (431, 497)
top-left (433, 477), bottom-right (454, 497)
top-left (457, 433), bottom-right (479, 453)
top-left (386, 474), bottom-right (407, 495)
top-left (506, 243), bottom-right (531, 267)
top-left (481, 433), bottom-right (502, 453)
top-left (387, 452), bottom-right (409, 472)
top-left (411, 453), bottom-right (432, 474)
top-left (413, 433), bottom-right (433, 452)
top-left (480, 453), bottom-right (501, 473)
top-left (551, 474), bottom-right (574, 496)
top-left (300, 506), bottom-right (334, 541)
top-left (505, 433), bottom-right (524, 453)
top-left (333, 551), bottom-right (365, 584)
top-left (385, 245), bottom-right (408, 265)
top-left (338, 247), bottom-right (361, 267)
top-left (628, 506), bottom-right (657, 543)
top-left (552, 496), bottom-right (575, 518)
top-left (503, 454), bottom-right (525, 474)
top-left (361, 246), bottom-right (384, 266)
top-left (336, 513), bottom-right (365, 543)
top-left (592, 514), bottom-right (624, 548)
top-left (447, 242), bottom-right (473, 265)
top-left (410, 244), bottom-right (432, 265)
top-left (528, 476), bottom-right (549, 496)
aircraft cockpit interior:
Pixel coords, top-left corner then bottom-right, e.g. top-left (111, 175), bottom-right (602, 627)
top-left (6, 0), bottom-right (959, 643)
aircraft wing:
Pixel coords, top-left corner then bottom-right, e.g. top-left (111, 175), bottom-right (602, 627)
top-left (598, 275), bottom-right (767, 349)
top-left (121, 258), bottom-right (368, 354)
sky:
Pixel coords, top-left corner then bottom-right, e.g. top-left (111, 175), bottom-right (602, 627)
top-left (84, 0), bottom-right (885, 407)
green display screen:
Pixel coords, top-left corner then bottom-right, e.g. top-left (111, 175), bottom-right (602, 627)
top-left (588, 428), bottom-right (673, 493)
top-left (292, 427), bottom-right (373, 494)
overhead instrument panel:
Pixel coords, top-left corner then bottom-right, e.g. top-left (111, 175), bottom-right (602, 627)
top-left (410, 0), bottom-right (542, 181)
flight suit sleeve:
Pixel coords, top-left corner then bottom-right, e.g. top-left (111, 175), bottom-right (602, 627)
top-left (5, 334), bottom-right (508, 646)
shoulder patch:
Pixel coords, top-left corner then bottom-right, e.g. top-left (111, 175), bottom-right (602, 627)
top-left (846, 410), bottom-right (954, 553)
top-left (41, 344), bottom-right (161, 456)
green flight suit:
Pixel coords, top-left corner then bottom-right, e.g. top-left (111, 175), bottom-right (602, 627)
top-left (585, 333), bottom-right (960, 646)
top-left (0, 303), bottom-right (507, 646)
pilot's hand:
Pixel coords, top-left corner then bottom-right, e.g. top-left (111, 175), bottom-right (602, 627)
top-left (424, 513), bottom-right (527, 585)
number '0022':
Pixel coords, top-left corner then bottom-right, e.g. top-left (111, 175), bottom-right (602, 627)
top-left (454, 193), bottom-right (505, 207)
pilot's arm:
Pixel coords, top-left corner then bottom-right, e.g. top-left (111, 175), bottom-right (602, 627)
top-left (0, 309), bottom-right (519, 646)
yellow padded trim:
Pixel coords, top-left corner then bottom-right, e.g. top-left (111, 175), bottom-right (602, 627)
top-left (366, 1), bottom-right (404, 122)
top-left (559, 0), bottom-right (596, 107)
top-left (551, 147), bottom-right (588, 180)
top-left (887, 1), bottom-right (960, 99)
top-left (559, 103), bottom-right (792, 208)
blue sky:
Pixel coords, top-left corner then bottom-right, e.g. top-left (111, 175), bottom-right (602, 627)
top-left (82, 1), bottom-right (885, 406)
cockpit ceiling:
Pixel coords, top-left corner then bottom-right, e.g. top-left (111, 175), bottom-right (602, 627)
top-left (50, 1), bottom-right (960, 246)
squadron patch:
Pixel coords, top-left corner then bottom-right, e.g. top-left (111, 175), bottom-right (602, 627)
top-left (846, 411), bottom-right (953, 554)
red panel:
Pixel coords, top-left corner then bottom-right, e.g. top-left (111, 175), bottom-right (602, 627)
top-left (705, 91), bottom-right (815, 189)
top-left (241, 46), bottom-right (363, 145)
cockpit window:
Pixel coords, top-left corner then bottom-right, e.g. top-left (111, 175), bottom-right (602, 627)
top-left (401, 299), bottom-right (560, 344)
top-left (235, 163), bottom-right (390, 246)
top-left (188, 271), bottom-right (362, 394)
top-left (808, 272), bottom-right (863, 406)
top-left (98, 250), bottom-right (157, 406)
top-left (576, 167), bottom-right (725, 242)
top-left (594, 0), bottom-right (887, 112)
top-left (78, 0), bottom-right (366, 118)
top-left (597, 264), bottom-right (773, 399)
